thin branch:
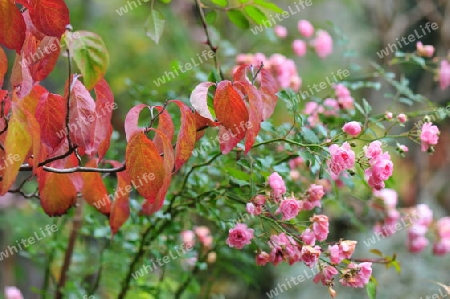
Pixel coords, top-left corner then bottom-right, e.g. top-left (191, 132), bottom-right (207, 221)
top-left (194, 0), bottom-right (223, 80)
top-left (55, 201), bottom-right (83, 299)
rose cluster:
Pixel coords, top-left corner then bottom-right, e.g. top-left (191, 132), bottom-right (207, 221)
top-left (225, 172), bottom-right (372, 297)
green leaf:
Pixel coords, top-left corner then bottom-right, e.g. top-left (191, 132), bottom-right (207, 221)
top-left (369, 249), bottom-right (383, 257)
top-left (253, 0), bottom-right (283, 13)
top-left (145, 9), bottom-right (166, 44)
top-left (366, 280), bottom-right (377, 299)
top-left (301, 127), bottom-right (320, 144)
top-left (205, 10), bottom-right (217, 25)
top-left (243, 6), bottom-right (267, 25)
top-left (68, 31), bottom-right (109, 90)
top-left (212, 0), bottom-right (228, 7)
top-left (362, 98), bottom-right (372, 114)
top-left (227, 9), bottom-right (250, 29)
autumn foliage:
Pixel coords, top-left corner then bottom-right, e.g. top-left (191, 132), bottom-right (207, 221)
top-left (0, 1), bottom-right (279, 234)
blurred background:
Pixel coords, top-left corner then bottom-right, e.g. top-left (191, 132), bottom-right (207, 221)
top-left (1, 0), bottom-right (449, 298)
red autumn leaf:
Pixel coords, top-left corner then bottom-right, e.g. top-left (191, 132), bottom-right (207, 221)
top-left (81, 159), bottom-right (111, 215)
top-left (233, 64), bottom-right (251, 82)
top-left (87, 78), bottom-right (115, 160)
top-left (170, 100), bottom-right (197, 171)
top-left (0, 102), bottom-right (33, 194)
top-left (10, 53), bottom-right (33, 98)
top-left (125, 132), bottom-right (165, 204)
top-left (124, 103), bottom-right (149, 142)
top-left (190, 82), bottom-right (216, 121)
top-left (107, 160), bottom-right (131, 235)
top-left (0, 46), bottom-right (7, 88)
top-left (213, 80), bottom-right (248, 140)
top-left (153, 105), bottom-right (174, 154)
top-left (219, 126), bottom-right (241, 154)
top-left (142, 128), bottom-right (174, 216)
top-left (35, 92), bottom-right (66, 148)
top-left (260, 68), bottom-right (279, 120)
top-left (30, 0), bottom-right (70, 37)
top-left (66, 76), bottom-right (96, 154)
top-left (64, 152), bottom-right (83, 192)
top-left (234, 81), bottom-right (262, 153)
top-left (29, 36), bottom-right (60, 82)
top-left (194, 111), bottom-right (213, 141)
top-left (38, 169), bottom-right (77, 216)
top-left (0, 1), bottom-right (26, 52)
top-left (16, 0), bottom-right (32, 10)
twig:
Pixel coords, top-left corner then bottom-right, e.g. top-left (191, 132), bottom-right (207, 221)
top-left (55, 201), bottom-right (83, 299)
top-left (194, 0), bottom-right (223, 80)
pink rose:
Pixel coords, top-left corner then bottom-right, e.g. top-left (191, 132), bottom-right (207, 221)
top-left (268, 172), bottom-right (286, 198)
top-left (327, 142), bottom-right (355, 180)
top-left (373, 188), bottom-right (398, 210)
top-left (339, 262), bottom-right (372, 288)
top-left (433, 239), bottom-right (450, 256)
top-left (342, 121), bottom-right (362, 136)
top-left (416, 42), bottom-right (435, 57)
top-left (313, 265), bottom-right (339, 285)
top-left (256, 251), bottom-right (271, 265)
top-left (439, 60), bottom-right (450, 90)
top-left (328, 244), bottom-right (342, 264)
top-left (276, 197), bottom-right (302, 221)
top-left (298, 20), bottom-right (314, 37)
top-left (397, 113), bottom-right (407, 123)
top-left (292, 39), bottom-right (307, 57)
top-left (226, 223), bottom-right (254, 249)
top-left (301, 228), bottom-right (316, 245)
top-left (436, 217), bottom-right (450, 239)
top-left (301, 245), bottom-right (321, 268)
top-left (195, 226), bottom-right (213, 248)
top-left (4, 287), bottom-right (23, 299)
top-left (414, 204), bottom-right (433, 227)
top-left (311, 30), bottom-right (333, 58)
top-left (420, 122), bottom-right (440, 152)
top-left (364, 141), bottom-right (383, 159)
top-left (289, 157), bottom-right (304, 169)
top-left (180, 230), bottom-right (196, 247)
top-left (385, 111), bottom-right (393, 119)
top-left (334, 84), bottom-right (351, 98)
top-left (311, 214), bottom-right (329, 241)
top-left (407, 234), bottom-right (429, 253)
top-left (274, 25), bottom-right (287, 38)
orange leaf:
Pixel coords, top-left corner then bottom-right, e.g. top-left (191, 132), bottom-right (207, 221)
top-left (10, 53), bottom-right (33, 98)
top-left (38, 169), bottom-right (77, 216)
top-left (142, 128), bottom-right (174, 215)
top-left (81, 159), bottom-right (111, 215)
top-left (0, 103), bottom-right (32, 195)
top-left (108, 160), bottom-right (131, 235)
top-left (22, 84), bottom-right (47, 115)
top-left (125, 132), bottom-right (165, 204)
top-left (214, 80), bottom-right (248, 139)
top-left (152, 106), bottom-right (174, 154)
top-left (170, 100), bottom-right (196, 171)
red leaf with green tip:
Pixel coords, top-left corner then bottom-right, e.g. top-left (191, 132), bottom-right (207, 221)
top-left (0, 1), bottom-right (26, 52)
top-left (213, 80), bottom-right (248, 141)
top-left (125, 132), bottom-right (165, 204)
top-left (67, 31), bottom-right (109, 90)
top-left (29, 0), bottom-right (69, 37)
